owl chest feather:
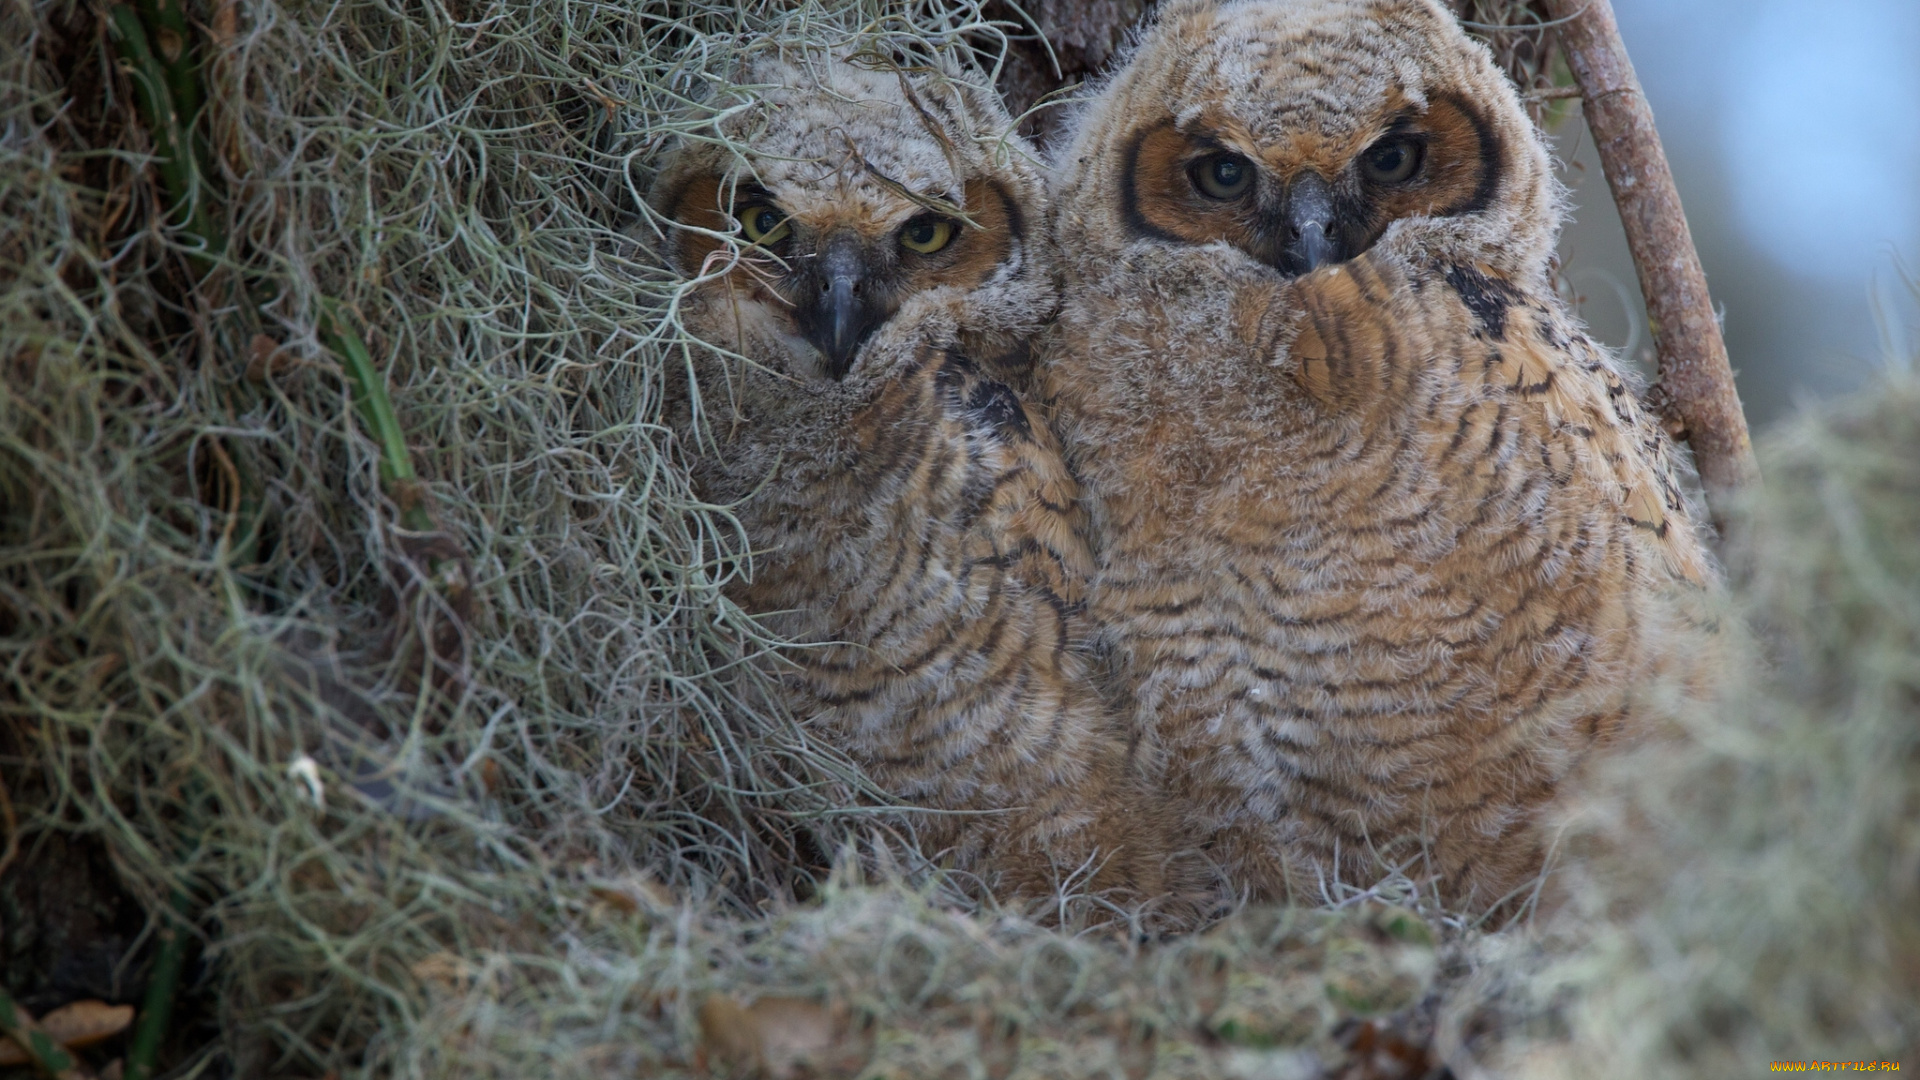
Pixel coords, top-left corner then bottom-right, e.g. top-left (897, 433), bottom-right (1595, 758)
top-left (718, 351), bottom-right (1108, 816)
top-left (1044, 253), bottom-right (1715, 903)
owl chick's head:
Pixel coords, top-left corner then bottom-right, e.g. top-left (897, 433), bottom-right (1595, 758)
top-left (1054, 0), bottom-right (1561, 287)
top-left (650, 48), bottom-right (1050, 387)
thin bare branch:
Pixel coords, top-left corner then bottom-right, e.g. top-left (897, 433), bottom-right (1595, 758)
top-left (1544, 0), bottom-right (1760, 526)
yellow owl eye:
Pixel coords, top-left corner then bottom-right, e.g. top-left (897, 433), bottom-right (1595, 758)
top-left (900, 217), bottom-right (956, 254)
top-left (1192, 153), bottom-right (1254, 200)
top-left (1361, 136), bottom-right (1423, 184)
top-left (738, 203), bottom-right (791, 246)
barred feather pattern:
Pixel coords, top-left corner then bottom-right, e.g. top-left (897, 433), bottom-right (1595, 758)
top-left (1045, 246), bottom-right (1723, 909)
top-left (696, 341), bottom-right (1191, 907)
top-left (1039, 0), bottom-right (1724, 910)
top-left (651, 48), bottom-right (1196, 913)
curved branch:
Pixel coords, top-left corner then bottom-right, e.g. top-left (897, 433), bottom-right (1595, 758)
top-left (1543, 0), bottom-right (1760, 527)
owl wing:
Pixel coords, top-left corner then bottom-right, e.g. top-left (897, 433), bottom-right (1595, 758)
top-left (1283, 251), bottom-right (1713, 586)
top-left (926, 348), bottom-right (1097, 613)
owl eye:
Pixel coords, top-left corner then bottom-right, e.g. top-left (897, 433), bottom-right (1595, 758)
top-left (900, 216), bottom-right (956, 254)
top-left (1192, 153), bottom-right (1254, 200)
top-left (738, 203), bottom-right (791, 246)
top-left (1360, 136), bottom-right (1423, 184)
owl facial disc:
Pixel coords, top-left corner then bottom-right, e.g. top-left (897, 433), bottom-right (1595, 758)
top-left (1068, 0), bottom-right (1565, 287)
top-left (650, 48), bottom-right (1051, 389)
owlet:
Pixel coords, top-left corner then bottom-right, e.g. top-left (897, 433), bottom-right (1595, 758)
top-left (1038, 0), bottom-right (1723, 911)
top-left (649, 45), bottom-right (1195, 916)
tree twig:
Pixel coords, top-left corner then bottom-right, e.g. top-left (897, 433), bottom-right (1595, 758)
top-left (1543, 0), bottom-right (1759, 528)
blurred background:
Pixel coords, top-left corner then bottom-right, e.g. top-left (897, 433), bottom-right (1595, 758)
top-left (1556, 0), bottom-right (1920, 429)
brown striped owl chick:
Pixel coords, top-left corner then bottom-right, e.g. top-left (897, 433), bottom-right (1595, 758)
top-left (649, 47), bottom-right (1197, 917)
top-left (1037, 0), bottom-right (1725, 911)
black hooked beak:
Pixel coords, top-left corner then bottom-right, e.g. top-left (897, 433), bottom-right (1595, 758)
top-left (798, 231), bottom-right (889, 380)
top-left (1277, 171), bottom-right (1341, 276)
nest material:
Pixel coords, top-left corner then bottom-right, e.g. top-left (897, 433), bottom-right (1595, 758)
top-left (4, 0), bottom-right (1913, 1075)
top-left (1448, 0), bottom-right (1571, 126)
top-left (400, 880), bottom-right (1451, 1079)
top-left (0, 0), bottom-right (1001, 1072)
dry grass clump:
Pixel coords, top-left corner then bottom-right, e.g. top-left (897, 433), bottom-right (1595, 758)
top-left (397, 879), bottom-right (1446, 1079)
top-left (0, 0), bottom-right (1022, 1072)
top-left (1443, 375), bottom-right (1920, 1077)
top-left (1448, 0), bottom-right (1572, 125)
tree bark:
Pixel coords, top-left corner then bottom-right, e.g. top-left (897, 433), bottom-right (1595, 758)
top-left (986, 0), bottom-right (1150, 143)
top-left (1543, 0), bottom-right (1759, 525)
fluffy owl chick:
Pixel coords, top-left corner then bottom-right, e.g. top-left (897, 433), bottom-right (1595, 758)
top-left (1038, 0), bottom-right (1724, 911)
top-left (649, 48), bottom-right (1195, 915)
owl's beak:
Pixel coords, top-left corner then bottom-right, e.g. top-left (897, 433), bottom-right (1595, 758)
top-left (1279, 172), bottom-right (1339, 276)
top-left (800, 232), bottom-right (889, 380)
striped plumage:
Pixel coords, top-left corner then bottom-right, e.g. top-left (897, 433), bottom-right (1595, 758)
top-left (722, 345), bottom-right (1181, 901)
top-left (1039, 0), bottom-right (1724, 910)
top-left (650, 48), bottom-right (1192, 912)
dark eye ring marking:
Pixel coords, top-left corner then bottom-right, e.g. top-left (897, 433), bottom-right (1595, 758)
top-left (1118, 94), bottom-right (1503, 253)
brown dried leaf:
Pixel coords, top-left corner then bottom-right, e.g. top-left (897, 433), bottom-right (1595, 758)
top-left (408, 951), bottom-right (478, 994)
top-left (0, 1000), bottom-right (135, 1066)
top-left (245, 334), bottom-right (292, 384)
top-left (1332, 1017), bottom-right (1441, 1080)
top-left (586, 872), bottom-right (676, 917)
top-left (697, 995), bottom-right (845, 1080)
